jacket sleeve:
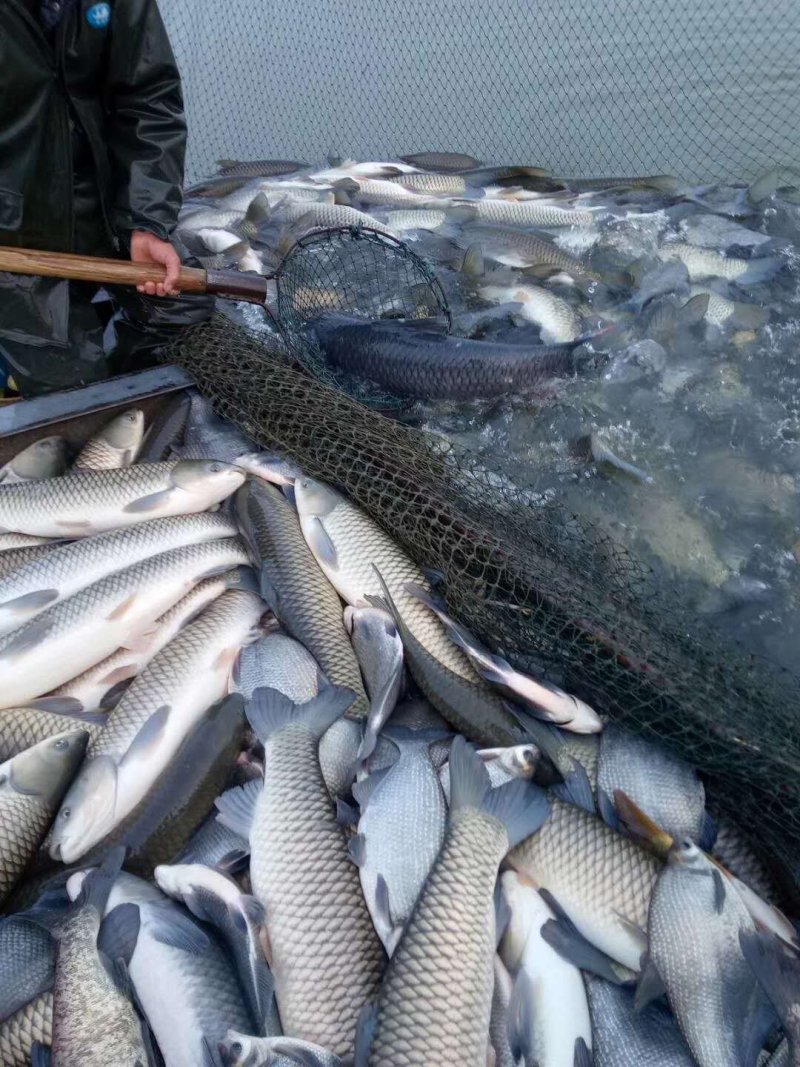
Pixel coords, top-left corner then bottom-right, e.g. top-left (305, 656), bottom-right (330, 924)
top-left (103, 0), bottom-right (186, 242)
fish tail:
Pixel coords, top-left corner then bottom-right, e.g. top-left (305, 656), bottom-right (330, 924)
top-left (740, 928), bottom-right (800, 1007)
top-left (483, 776), bottom-right (550, 848)
top-left (736, 255), bottom-right (783, 286)
top-left (730, 302), bottom-right (768, 330)
top-left (246, 684), bottom-right (355, 743)
top-left (73, 845), bottom-right (126, 919)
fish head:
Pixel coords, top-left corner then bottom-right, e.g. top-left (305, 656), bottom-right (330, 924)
top-left (103, 408), bottom-right (145, 451)
top-left (667, 837), bottom-right (706, 870)
top-left (49, 755), bottom-right (117, 864)
top-left (498, 869), bottom-right (547, 967)
top-left (11, 435), bottom-right (68, 479)
top-left (7, 728), bottom-right (88, 806)
top-left (219, 1030), bottom-right (260, 1067)
top-left (171, 459), bottom-right (247, 500)
top-left (344, 604), bottom-right (398, 643)
top-left (293, 475), bottom-right (343, 519)
top-left (483, 744), bottom-right (540, 779)
top-left (233, 451), bottom-right (303, 486)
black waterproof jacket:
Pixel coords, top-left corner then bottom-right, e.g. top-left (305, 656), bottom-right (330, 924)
top-left (0, 0), bottom-right (186, 254)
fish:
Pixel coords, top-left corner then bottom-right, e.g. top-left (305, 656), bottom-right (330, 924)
top-left (389, 172), bottom-right (470, 194)
top-left (216, 686), bottom-right (385, 1056)
top-left (381, 209), bottom-right (449, 233)
top-left (233, 451), bottom-right (304, 487)
top-left (49, 587), bottom-right (263, 863)
top-left (311, 159), bottom-right (418, 181)
top-left (596, 723), bottom-right (711, 845)
top-left (196, 229), bottom-right (267, 274)
top-left (584, 975), bottom-right (696, 1066)
top-left (50, 850), bottom-right (149, 1065)
top-left (739, 930), bottom-right (800, 1063)
top-left (463, 165), bottom-right (554, 187)
top-left (576, 433), bottom-right (654, 485)
top-left (0, 510), bottom-right (238, 636)
top-left (217, 158), bottom-right (309, 178)
top-left (461, 225), bottom-right (607, 281)
top-left (235, 478), bottom-right (368, 719)
top-left (73, 409), bottom-right (145, 471)
top-left (0, 730), bottom-right (88, 903)
top-left (185, 173), bottom-right (255, 198)
top-left (293, 476), bottom-right (523, 744)
top-left (352, 725), bottom-right (448, 955)
top-left (334, 176), bottom-right (438, 209)
top-left (555, 174), bottom-right (682, 194)
top-left (508, 796), bottom-right (660, 970)
top-left (479, 282), bottom-right (582, 342)
top-left (0, 536), bottom-right (249, 709)
top-left (0, 544), bottom-right (56, 579)
top-left (278, 203), bottom-right (392, 252)
top-left (438, 743), bottom-right (539, 801)
top-left (657, 242), bottom-right (783, 284)
top-left (362, 736), bottom-right (549, 1066)
top-left (0, 437), bottom-right (68, 485)
top-left (312, 313), bottom-right (593, 401)
top-left (748, 164), bottom-right (800, 204)
top-left (688, 286), bottom-right (768, 329)
top-left (136, 392), bottom-right (191, 463)
top-left (489, 956), bottom-right (516, 1067)
top-left (220, 1031), bottom-right (346, 1066)
top-left (344, 605), bottom-right (405, 761)
top-left (405, 583), bottom-right (602, 733)
top-left (0, 913), bottom-right (55, 1023)
top-left (154, 861), bottom-right (278, 1035)
top-left (0, 701), bottom-right (104, 763)
top-left (233, 628), bottom-right (322, 703)
top-left (640, 840), bottom-right (774, 1067)
top-left (176, 392), bottom-right (257, 463)
top-left (72, 867), bottom-right (254, 1065)
top-left (400, 152), bottom-right (483, 171)
top-left (0, 459), bottom-right (246, 537)
top-left (48, 566), bottom-right (249, 713)
top-left (453, 197), bottom-right (595, 227)
top-left (499, 869), bottom-right (593, 1067)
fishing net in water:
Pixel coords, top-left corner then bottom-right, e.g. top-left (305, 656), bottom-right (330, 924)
top-left (272, 225), bottom-right (450, 406)
top-left (163, 311), bottom-right (800, 899)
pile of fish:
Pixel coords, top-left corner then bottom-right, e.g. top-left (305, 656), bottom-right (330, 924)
top-left (0, 391), bottom-right (796, 1066)
top-left (178, 152), bottom-right (800, 674)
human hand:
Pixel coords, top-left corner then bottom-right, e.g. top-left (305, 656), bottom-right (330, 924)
top-left (130, 231), bottom-right (181, 297)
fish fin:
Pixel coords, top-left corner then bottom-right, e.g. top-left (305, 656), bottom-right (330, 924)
top-left (100, 677), bottom-right (136, 708)
top-left (679, 292), bottom-right (710, 324)
top-left (30, 695), bottom-right (93, 717)
top-left (698, 810), bottom-right (717, 851)
top-left (405, 581), bottom-right (496, 667)
top-left (30, 1043), bottom-right (52, 1067)
top-left (123, 488), bottom-right (175, 513)
top-left (243, 192), bottom-right (271, 228)
top-left (148, 902), bottom-right (210, 955)
top-left (0, 588), bottom-right (58, 617)
top-left (246, 685), bottom-right (354, 742)
top-left (730, 303), bottom-right (768, 330)
top-left (494, 882), bottom-right (511, 947)
top-left (352, 766), bottom-right (391, 809)
top-left (613, 790), bottom-right (674, 858)
top-left (332, 176), bottom-right (360, 195)
top-left (336, 797), bottom-right (360, 826)
top-left (596, 786), bottom-right (622, 833)
top-left (118, 706), bottom-right (170, 769)
top-left (712, 869), bottom-right (727, 913)
top-left (348, 832), bottom-right (367, 867)
top-left (282, 483), bottom-right (297, 508)
top-left (460, 244), bottom-right (485, 278)
top-left (740, 929), bottom-right (800, 1019)
top-left (258, 560), bottom-right (282, 614)
top-left (508, 707), bottom-right (595, 813)
top-left (97, 902), bottom-right (140, 966)
top-left (215, 779), bottom-right (261, 839)
top-left (448, 735), bottom-right (491, 812)
top-left (0, 615), bottom-right (55, 660)
top-left (200, 1036), bottom-right (224, 1067)
top-left (550, 761), bottom-right (596, 815)
top-left (375, 873), bottom-right (393, 930)
top-left (483, 777), bottom-right (550, 849)
top-left (634, 954), bottom-right (667, 1010)
top-left (305, 516), bottom-right (339, 568)
top-left (214, 846), bottom-right (250, 874)
top-left (508, 968), bottom-right (536, 1062)
top-left (353, 1001), bottom-right (378, 1067)
top-left (73, 845), bottom-right (126, 916)
top-left (573, 1036), bottom-right (593, 1067)
top-left (541, 915), bottom-right (631, 985)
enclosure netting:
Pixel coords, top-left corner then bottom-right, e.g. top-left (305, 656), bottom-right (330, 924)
top-left (163, 314), bottom-right (800, 896)
top-left (160, 0), bottom-right (800, 185)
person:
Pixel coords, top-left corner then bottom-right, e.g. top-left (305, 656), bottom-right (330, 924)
top-left (0, 0), bottom-right (211, 397)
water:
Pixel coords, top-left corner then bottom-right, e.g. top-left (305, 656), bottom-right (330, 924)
top-left (160, 0), bottom-right (800, 186)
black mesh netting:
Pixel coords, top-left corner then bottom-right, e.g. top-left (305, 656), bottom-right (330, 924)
top-left (162, 313), bottom-right (800, 892)
top-left (160, 0), bottom-right (800, 186)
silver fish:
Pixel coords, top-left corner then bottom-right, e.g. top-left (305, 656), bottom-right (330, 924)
top-left (689, 286), bottom-right (768, 330)
top-left (453, 196), bottom-right (594, 227)
top-left (499, 869), bottom-right (592, 1067)
top-left (0, 701), bottom-right (103, 762)
top-left (439, 743), bottom-right (539, 802)
top-left (0, 730), bottom-right (88, 904)
top-left (73, 409), bottom-right (145, 471)
top-left (585, 975), bottom-right (695, 1066)
top-left (220, 1031), bottom-right (345, 1066)
top-left (155, 862), bottom-right (278, 1036)
top-left (0, 536), bottom-right (249, 709)
top-left (334, 176), bottom-right (436, 209)
top-left (0, 459), bottom-right (245, 537)
top-left (352, 725), bottom-right (447, 955)
top-left (233, 629), bottom-right (321, 704)
top-left (216, 687), bottom-right (385, 1056)
top-left (364, 737), bottom-right (549, 1066)
top-left (0, 437), bottom-right (68, 485)
top-left (50, 587), bottom-right (263, 863)
top-left (0, 511), bottom-right (238, 636)
top-left (657, 243), bottom-right (782, 284)
top-left (344, 605), bottom-right (404, 761)
top-left (641, 841), bottom-right (772, 1067)
top-left (576, 433), bottom-right (654, 486)
top-left (479, 281), bottom-right (582, 343)
top-left (381, 209), bottom-right (449, 232)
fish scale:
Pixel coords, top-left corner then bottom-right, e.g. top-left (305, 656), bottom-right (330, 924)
top-left (251, 721), bottom-right (385, 1056)
top-left (369, 810), bottom-right (503, 1065)
top-left (0, 545), bottom-right (55, 579)
top-left (508, 796), bottom-right (660, 970)
top-left (0, 706), bottom-right (103, 762)
top-left (461, 198), bottom-right (594, 227)
top-left (0, 794), bottom-right (52, 903)
top-left (0, 991), bottom-right (52, 1067)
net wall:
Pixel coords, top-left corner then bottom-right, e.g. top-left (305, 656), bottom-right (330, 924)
top-left (160, 0), bottom-right (800, 185)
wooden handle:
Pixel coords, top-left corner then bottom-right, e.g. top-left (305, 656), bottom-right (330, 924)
top-left (0, 246), bottom-right (269, 304)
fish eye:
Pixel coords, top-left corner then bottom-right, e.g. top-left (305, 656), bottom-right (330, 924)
top-left (230, 1042), bottom-right (243, 1057)
top-left (53, 739), bottom-right (68, 750)
top-left (61, 808), bottom-right (71, 819)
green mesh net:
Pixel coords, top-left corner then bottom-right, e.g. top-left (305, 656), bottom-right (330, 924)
top-left (162, 312), bottom-right (800, 896)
